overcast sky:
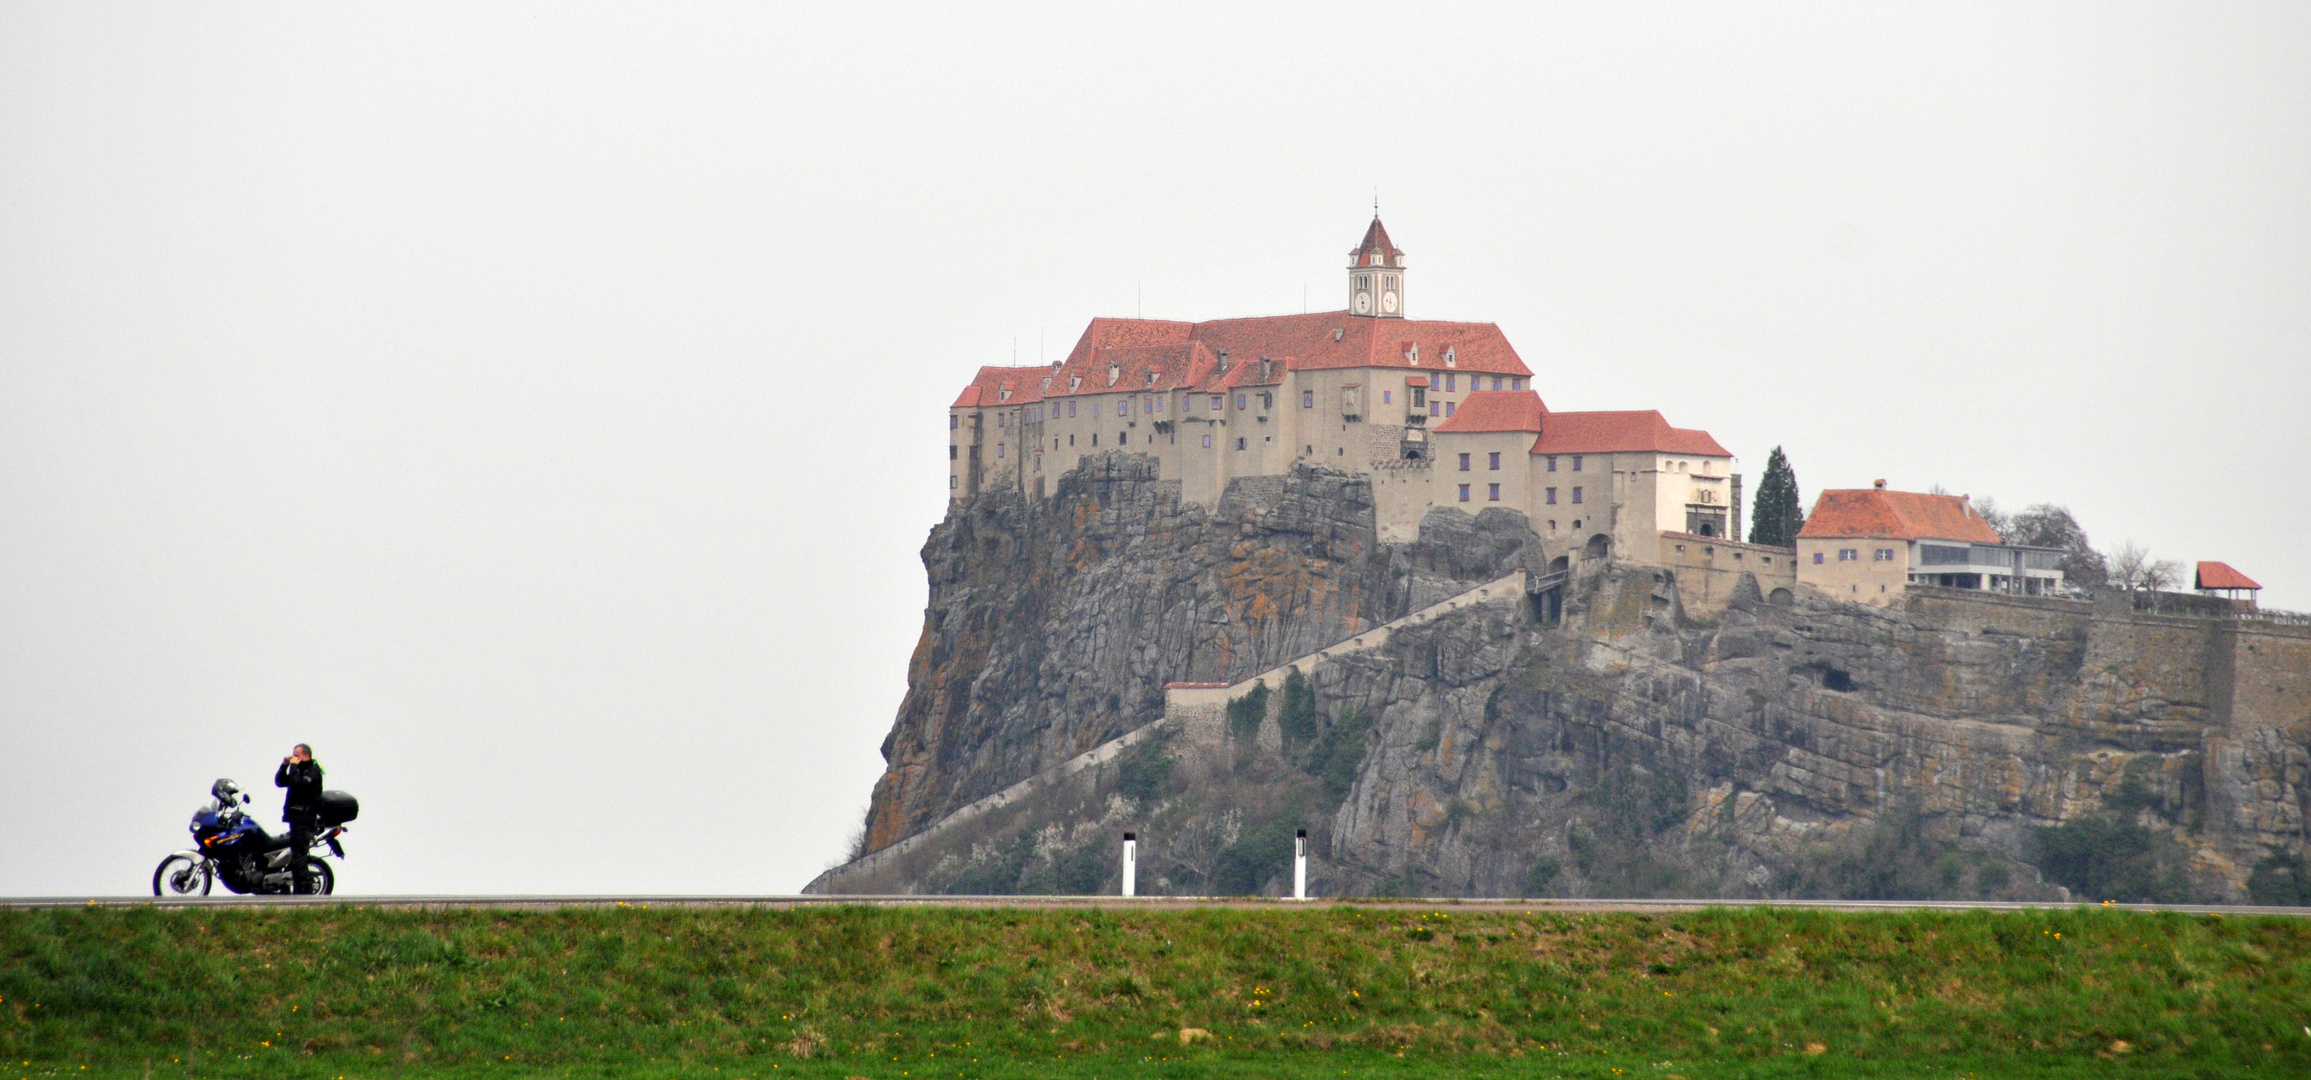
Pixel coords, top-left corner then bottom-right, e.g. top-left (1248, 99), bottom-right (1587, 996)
top-left (4, 3), bottom-right (2306, 897)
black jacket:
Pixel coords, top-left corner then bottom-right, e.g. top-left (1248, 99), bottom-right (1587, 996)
top-left (275, 759), bottom-right (324, 821)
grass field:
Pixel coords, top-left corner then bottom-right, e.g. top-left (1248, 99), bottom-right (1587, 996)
top-left (3, 903), bottom-right (2308, 1079)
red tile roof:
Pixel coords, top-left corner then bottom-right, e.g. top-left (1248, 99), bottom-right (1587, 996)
top-left (1350, 216), bottom-right (1404, 268)
top-left (1798, 489), bottom-right (2005, 544)
top-left (2195, 561), bottom-right (2261, 591)
top-left (1024, 312), bottom-right (1531, 404)
top-left (949, 365), bottom-right (1052, 408)
top-left (1526, 411), bottom-right (1729, 457)
top-left (1433, 390), bottom-right (1549, 433)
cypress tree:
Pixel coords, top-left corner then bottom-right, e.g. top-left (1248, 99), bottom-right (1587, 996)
top-left (1749, 446), bottom-right (1804, 547)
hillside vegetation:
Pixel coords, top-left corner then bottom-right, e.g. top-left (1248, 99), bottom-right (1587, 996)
top-left (4, 904), bottom-right (2309, 1078)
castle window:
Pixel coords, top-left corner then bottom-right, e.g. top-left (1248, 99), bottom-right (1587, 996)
top-left (1874, 548), bottom-right (1895, 561)
top-left (1547, 456), bottom-right (1558, 472)
top-left (1458, 453), bottom-right (1470, 471)
top-left (1382, 390), bottom-right (1392, 404)
top-left (949, 415), bottom-right (958, 430)
top-left (998, 414), bottom-right (1006, 428)
top-left (1458, 484), bottom-right (1471, 502)
top-left (1202, 434), bottom-right (1212, 447)
top-left (1838, 548), bottom-right (1858, 562)
top-left (1067, 401), bottom-right (1076, 417)
top-left (1814, 552), bottom-right (1824, 564)
top-left (968, 446), bottom-right (980, 461)
top-left (1546, 488), bottom-right (1556, 504)
top-left (1119, 432), bottom-right (1127, 444)
top-left (1492, 377), bottom-right (1503, 390)
top-left (1236, 437), bottom-right (1246, 450)
top-left (1571, 487), bottom-right (1583, 504)
top-left (1512, 378), bottom-right (1523, 389)
top-left (1091, 434), bottom-right (1097, 446)
top-left (949, 446), bottom-right (957, 460)
top-left (1571, 455), bottom-right (1584, 471)
top-left (950, 475), bottom-right (957, 489)
top-left (1444, 402), bottom-right (1456, 417)
top-left (1488, 452), bottom-right (1501, 470)
top-left (996, 443), bottom-right (1004, 458)
top-left (1488, 483), bottom-right (1501, 502)
top-left (1429, 402), bottom-right (1438, 417)
top-left (1069, 434), bottom-right (1075, 446)
top-left (1092, 403), bottom-right (1100, 417)
top-left (1303, 391), bottom-right (1314, 408)
top-left (1235, 393), bottom-right (1246, 409)
top-left (1211, 395), bottom-right (1223, 411)
top-left (1445, 374), bottom-right (1457, 392)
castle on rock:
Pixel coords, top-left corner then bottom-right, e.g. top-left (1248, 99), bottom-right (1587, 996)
top-left (948, 218), bottom-right (1768, 596)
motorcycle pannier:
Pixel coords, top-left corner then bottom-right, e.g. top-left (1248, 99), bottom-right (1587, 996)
top-left (315, 790), bottom-right (360, 826)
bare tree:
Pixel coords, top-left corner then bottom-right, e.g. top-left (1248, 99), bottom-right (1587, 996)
top-left (2141, 559), bottom-right (2183, 594)
top-left (2109, 542), bottom-right (2150, 592)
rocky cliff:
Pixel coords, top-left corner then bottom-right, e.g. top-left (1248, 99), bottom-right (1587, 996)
top-left (863, 453), bottom-right (1541, 854)
top-left (838, 456), bottom-right (2311, 903)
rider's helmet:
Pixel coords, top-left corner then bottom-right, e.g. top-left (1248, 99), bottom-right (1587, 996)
top-left (210, 778), bottom-right (245, 806)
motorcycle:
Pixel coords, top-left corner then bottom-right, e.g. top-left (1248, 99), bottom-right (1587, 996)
top-left (152, 779), bottom-right (359, 896)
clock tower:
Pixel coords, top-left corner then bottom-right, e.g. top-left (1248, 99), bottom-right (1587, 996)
top-left (1347, 216), bottom-right (1405, 318)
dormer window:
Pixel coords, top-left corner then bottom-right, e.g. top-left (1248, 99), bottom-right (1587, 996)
top-left (1443, 347), bottom-right (1455, 366)
top-left (1107, 363), bottom-right (1120, 386)
top-left (1333, 327), bottom-right (1344, 342)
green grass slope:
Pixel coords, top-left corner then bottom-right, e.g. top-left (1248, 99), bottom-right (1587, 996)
top-left (3, 904), bottom-right (2308, 1079)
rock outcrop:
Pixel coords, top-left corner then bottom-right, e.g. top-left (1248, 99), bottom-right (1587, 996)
top-left (863, 453), bottom-right (1539, 854)
top-left (837, 455), bottom-right (2311, 902)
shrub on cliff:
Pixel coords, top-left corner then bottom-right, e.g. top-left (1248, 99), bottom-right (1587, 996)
top-left (1276, 669), bottom-right (1319, 750)
top-left (2246, 848), bottom-right (2311, 906)
top-left (1226, 682), bottom-right (1270, 741)
top-left (1300, 706), bottom-right (1373, 805)
top-left (2034, 812), bottom-right (2192, 903)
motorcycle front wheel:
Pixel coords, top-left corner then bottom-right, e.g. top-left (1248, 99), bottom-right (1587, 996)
top-left (152, 854), bottom-right (212, 897)
top-left (297, 859), bottom-right (335, 895)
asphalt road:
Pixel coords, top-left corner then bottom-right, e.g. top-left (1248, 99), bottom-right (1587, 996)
top-left (6, 894), bottom-right (2311, 915)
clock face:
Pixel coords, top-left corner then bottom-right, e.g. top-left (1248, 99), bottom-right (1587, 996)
top-left (1382, 290), bottom-right (1398, 313)
top-left (1354, 291), bottom-right (1372, 314)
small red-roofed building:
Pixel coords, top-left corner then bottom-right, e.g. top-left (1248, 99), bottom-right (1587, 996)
top-left (2194, 562), bottom-right (2261, 610)
top-left (1795, 481), bottom-right (2065, 605)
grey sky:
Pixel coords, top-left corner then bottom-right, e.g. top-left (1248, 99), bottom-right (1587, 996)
top-left (3, 3), bottom-right (2305, 895)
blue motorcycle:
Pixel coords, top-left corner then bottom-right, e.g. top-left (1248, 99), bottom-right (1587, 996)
top-left (152, 779), bottom-right (357, 896)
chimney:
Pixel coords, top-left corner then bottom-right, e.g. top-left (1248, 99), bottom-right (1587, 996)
top-left (1873, 479), bottom-right (1887, 490)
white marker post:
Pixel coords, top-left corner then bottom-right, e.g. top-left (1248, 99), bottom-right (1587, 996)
top-left (1122, 832), bottom-right (1137, 898)
top-left (1294, 829), bottom-right (1308, 900)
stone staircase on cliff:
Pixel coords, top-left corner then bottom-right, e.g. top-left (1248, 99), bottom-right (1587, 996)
top-left (802, 568), bottom-right (1532, 894)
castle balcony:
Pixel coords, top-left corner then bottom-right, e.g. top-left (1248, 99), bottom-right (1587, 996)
top-left (1404, 413), bottom-right (1426, 427)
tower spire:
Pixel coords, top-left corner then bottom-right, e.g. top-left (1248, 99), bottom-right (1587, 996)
top-left (1346, 214), bottom-right (1406, 318)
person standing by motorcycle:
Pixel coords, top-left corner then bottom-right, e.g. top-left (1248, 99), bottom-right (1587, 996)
top-left (274, 744), bottom-right (323, 894)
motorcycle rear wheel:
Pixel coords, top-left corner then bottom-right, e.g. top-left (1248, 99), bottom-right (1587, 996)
top-left (152, 854), bottom-right (211, 897)
top-left (296, 858), bottom-right (335, 895)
